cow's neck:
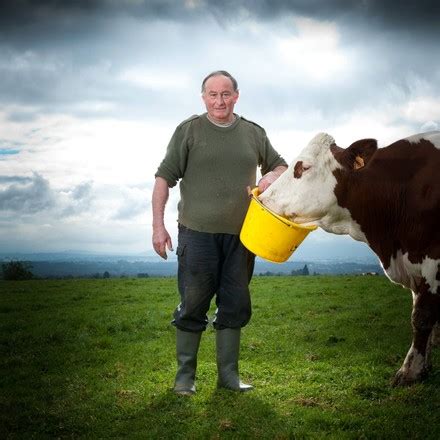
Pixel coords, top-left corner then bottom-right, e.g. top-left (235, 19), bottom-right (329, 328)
top-left (319, 207), bottom-right (368, 243)
top-left (331, 168), bottom-right (404, 267)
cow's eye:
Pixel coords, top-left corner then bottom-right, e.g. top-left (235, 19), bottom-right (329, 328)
top-left (294, 161), bottom-right (311, 178)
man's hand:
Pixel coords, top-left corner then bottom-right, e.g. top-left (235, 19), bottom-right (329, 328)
top-left (258, 171), bottom-right (278, 193)
top-left (258, 165), bottom-right (287, 193)
top-left (152, 225), bottom-right (173, 260)
top-left (151, 177), bottom-right (173, 259)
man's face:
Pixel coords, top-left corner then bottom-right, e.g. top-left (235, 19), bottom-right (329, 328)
top-left (202, 75), bottom-right (239, 123)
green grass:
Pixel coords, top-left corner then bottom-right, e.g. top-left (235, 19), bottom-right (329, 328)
top-left (1, 276), bottom-right (439, 439)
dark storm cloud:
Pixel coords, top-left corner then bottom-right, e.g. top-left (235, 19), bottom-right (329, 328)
top-left (232, 0), bottom-right (440, 34)
top-left (1, 1), bottom-right (439, 37)
top-left (0, 0), bottom-right (440, 31)
top-left (0, 0), bottom-right (195, 44)
top-left (0, 1), bottom-right (196, 119)
top-left (0, 173), bottom-right (94, 216)
top-left (0, 0), bottom-right (438, 125)
top-left (0, 172), bottom-right (55, 213)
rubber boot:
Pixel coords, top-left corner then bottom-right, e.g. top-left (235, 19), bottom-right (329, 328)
top-left (174, 329), bottom-right (202, 395)
top-left (216, 328), bottom-right (253, 391)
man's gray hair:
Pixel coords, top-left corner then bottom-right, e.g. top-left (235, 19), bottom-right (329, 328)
top-left (201, 70), bottom-right (238, 93)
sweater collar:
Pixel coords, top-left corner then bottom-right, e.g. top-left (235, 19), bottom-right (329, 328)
top-left (203, 113), bottom-right (241, 131)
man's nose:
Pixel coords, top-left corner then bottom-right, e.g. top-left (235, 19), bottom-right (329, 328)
top-left (215, 95), bottom-right (225, 104)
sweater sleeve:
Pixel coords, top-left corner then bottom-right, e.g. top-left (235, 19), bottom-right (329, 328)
top-left (259, 132), bottom-right (288, 176)
top-left (155, 123), bottom-right (191, 188)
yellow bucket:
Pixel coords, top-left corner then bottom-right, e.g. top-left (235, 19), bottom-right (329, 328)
top-left (240, 188), bottom-right (317, 263)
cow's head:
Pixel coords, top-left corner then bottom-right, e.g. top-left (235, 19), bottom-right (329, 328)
top-left (259, 133), bottom-right (377, 228)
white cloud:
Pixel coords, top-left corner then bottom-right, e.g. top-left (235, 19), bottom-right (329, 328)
top-left (420, 120), bottom-right (439, 131)
top-left (403, 97), bottom-right (440, 123)
top-left (0, 109), bottom-right (173, 187)
top-left (119, 68), bottom-right (192, 91)
top-left (276, 17), bottom-right (352, 82)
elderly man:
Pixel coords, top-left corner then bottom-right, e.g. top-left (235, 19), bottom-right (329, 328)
top-left (152, 70), bottom-right (287, 395)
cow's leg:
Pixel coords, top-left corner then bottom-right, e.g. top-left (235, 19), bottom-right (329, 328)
top-left (424, 301), bottom-right (440, 371)
top-left (430, 322), bottom-right (440, 347)
top-left (424, 321), bottom-right (440, 373)
top-left (393, 286), bottom-right (440, 386)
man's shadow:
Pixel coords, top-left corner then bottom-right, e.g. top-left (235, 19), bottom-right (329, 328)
top-left (133, 386), bottom-right (285, 439)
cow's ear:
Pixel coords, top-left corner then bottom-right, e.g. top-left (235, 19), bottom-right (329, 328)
top-left (346, 138), bottom-right (377, 170)
top-left (354, 156), bottom-right (364, 170)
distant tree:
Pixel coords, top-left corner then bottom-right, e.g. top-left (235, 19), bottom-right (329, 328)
top-left (103, 271), bottom-right (111, 279)
top-left (1, 261), bottom-right (34, 280)
top-left (137, 273), bottom-right (149, 278)
top-left (291, 265), bottom-right (309, 276)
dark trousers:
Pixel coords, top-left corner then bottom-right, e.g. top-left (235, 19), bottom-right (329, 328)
top-left (172, 224), bottom-right (255, 332)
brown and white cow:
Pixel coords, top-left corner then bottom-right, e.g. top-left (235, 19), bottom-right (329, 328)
top-left (259, 131), bottom-right (440, 386)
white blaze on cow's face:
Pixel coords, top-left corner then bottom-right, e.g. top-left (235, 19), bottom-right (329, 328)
top-left (259, 133), bottom-right (341, 224)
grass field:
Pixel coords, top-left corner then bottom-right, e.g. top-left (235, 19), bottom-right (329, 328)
top-left (1, 276), bottom-right (439, 439)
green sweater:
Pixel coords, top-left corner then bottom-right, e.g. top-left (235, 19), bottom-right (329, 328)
top-left (155, 113), bottom-right (287, 234)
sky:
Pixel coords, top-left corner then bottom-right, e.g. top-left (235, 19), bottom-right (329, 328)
top-left (0, 0), bottom-right (439, 260)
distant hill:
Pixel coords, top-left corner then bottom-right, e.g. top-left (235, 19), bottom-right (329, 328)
top-left (0, 252), bottom-right (382, 278)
